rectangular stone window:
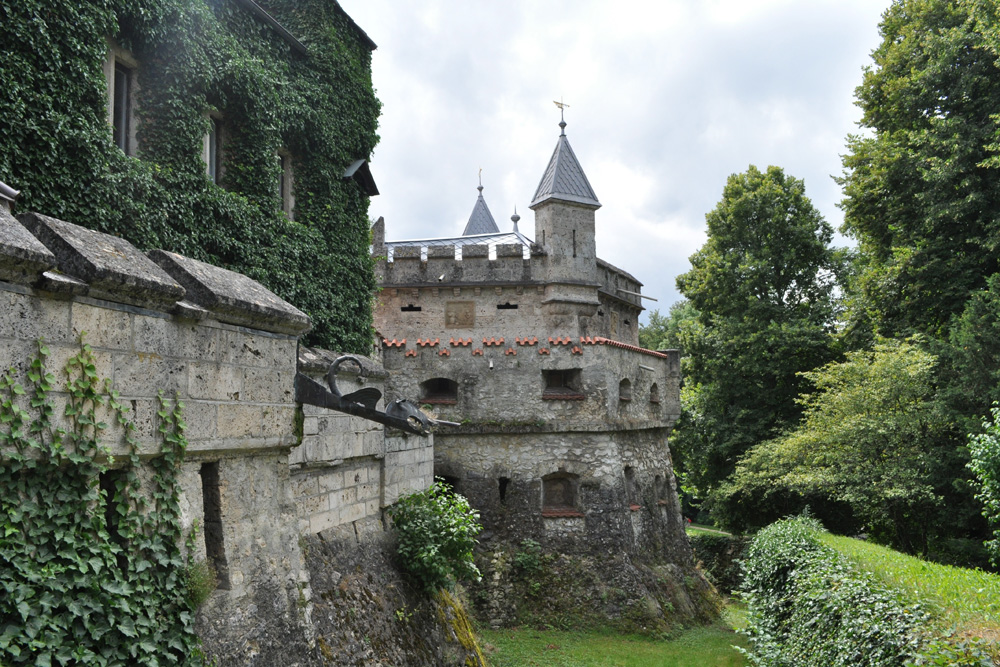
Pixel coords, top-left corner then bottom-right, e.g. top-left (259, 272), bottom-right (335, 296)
top-left (200, 461), bottom-right (230, 589)
top-left (542, 369), bottom-right (584, 400)
top-left (542, 473), bottom-right (584, 517)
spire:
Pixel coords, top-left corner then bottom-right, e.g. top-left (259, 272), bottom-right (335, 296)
top-left (511, 207), bottom-right (520, 234)
top-left (462, 176), bottom-right (500, 236)
top-left (529, 109), bottom-right (601, 210)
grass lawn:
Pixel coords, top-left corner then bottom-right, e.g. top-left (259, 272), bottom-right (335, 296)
top-left (480, 612), bottom-right (748, 667)
top-left (685, 524), bottom-right (732, 538)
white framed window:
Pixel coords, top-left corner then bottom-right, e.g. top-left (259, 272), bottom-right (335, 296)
top-left (104, 41), bottom-right (139, 155)
top-left (203, 115), bottom-right (224, 184)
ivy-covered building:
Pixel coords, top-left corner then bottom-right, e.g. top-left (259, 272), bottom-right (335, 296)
top-left (1, 0), bottom-right (381, 352)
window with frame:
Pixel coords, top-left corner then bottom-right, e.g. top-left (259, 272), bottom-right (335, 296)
top-left (204, 115), bottom-right (224, 184)
top-left (277, 149), bottom-right (295, 219)
top-left (104, 42), bottom-right (138, 156)
top-left (542, 473), bottom-right (583, 517)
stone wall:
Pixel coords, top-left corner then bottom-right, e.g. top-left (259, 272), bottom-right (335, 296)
top-left (0, 208), bottom-right (454, 664)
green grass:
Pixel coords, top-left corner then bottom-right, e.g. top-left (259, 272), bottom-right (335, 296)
top-left (819, 532), bottom-right (1000, 641)
top-left (480, 617), bottom-right (748, 666)
top-left (685, 524), bottom-right (732, 538)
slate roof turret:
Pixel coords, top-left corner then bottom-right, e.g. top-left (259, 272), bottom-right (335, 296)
top-left (529, 118), bottom-right (601, 210)
top-left (462, 184), bottom-right (500, 235)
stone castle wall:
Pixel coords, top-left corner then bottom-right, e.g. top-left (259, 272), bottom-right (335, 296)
top-left (0, 208), bottom-right (440, 664)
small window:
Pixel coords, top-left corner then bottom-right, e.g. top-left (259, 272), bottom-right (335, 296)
top-left (105, 43), bottom-right (138, 156)
top-left (619, 378), bottom-right (632, 401)
top-left (400, 304), bottom-right (422, 312)
top-left (277, 149), bottom-right (295, 220)
top-left (542, 473), bottom-right (582, 517)
top-left (624, 466), bottom-right (639, 509)
top-left (498, 477), bottom-right (510, 504)
top-left (496, 302), bottom-right (518, 310)
top-left (650, 383), bottom-right (660, 404)
top-left (420, 377), bottom-right (458, 404)
top-left (542, 369), bottom-right (584, 400)
top-left (204, 116), bottom-right (223, 184)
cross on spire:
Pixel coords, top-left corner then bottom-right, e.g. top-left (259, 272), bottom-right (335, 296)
top-left (553, 98), bottom-right (570, 135)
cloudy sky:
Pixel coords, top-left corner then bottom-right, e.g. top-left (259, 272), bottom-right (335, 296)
top-left (338, 0), bottom-right (893, 322)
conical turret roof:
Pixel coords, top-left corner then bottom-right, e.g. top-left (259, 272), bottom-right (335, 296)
top-left (462, 185), bottom-right (500, 235)
top-left (529, 121), bottom-right (600, 210)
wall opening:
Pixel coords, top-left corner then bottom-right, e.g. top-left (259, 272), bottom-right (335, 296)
top-left (112, 62), bottom-right (134, 154)
top-left (99, 469), bottom-right (129, 574)
top-left (572, 229), bottom-right (577, 258)
top-left (205, 116), bottom-right (224, 184)
top-left (200, 461), bottom-right (230, 589)
top-left (542, 368), bottom-right (584, 400)
top-left (420, 377), bottom-right (458, 404)
top-left (624, 466), bottom-right (639, 509)
top-left (619, 378), bottom-right (632, 401)
top-left (498, 476), bottom-right (510, 504)
top-left (277, 148), bottom-right (295, 220)
top-left (496, 302), bottom-right (518, 310)
top-left (437, 475), bottom-right (460, 494)
top-left (542, 473), bottom-right (581, 516)
top-left (400, 304), bottom-right (422, 312)
top-left (650, 382), bottom-right (660, 404)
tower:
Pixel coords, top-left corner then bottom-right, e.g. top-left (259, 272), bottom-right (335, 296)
top-left (530, 113), bottom-right (601, 317)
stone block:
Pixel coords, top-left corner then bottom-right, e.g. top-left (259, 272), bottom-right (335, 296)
top-left (148, 249), bottom-right (310, 335)
top-left (177, 400), bottom-right (217, 441)
top-left (303, 416), bottom-right (319, 436)
top-left (177, 323), bottom-right (219, 362)
top-left (318, 470), bottom-right (343, 493)
top-left (242, 368), bottom-right (294, 404)
top-left (291, 474), bottom-right (319, 499)
top-left (71, 302), bottom-right (132, 350)
top-left (133, 314), bottom-right (181, 357)
top-left (218, 329), bottom-right (273, 368)
top-left (260, 405), bottom-right (295, 439)
top-left (189, 362), bottom-right (242, 401)
top-left (0, 209), bottom-right (56, 284)
top-left (19, 213), bottom-right (184, 310)
top-left (113, 352), bottom-right (186, 396)
top-left (339, 502), bottom-right (367, 525)
top-left (216, 404), bottom-right (262, 439)
top-left (0, 290), bottom-right (73, 343)
top-left (308, 510), bottom-right (338, 534)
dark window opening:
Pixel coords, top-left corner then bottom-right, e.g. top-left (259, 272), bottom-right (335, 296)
top-left (542, 369), bottom-right (584, 400)
top-left (112, 63), bottom-right (133, 154)
top-left (498, 477), bottom-right (510, 504)
top-left (572, 229), bottom-right (577, 258)
top-left (624, 319), bottom-right (631, 327)
top-left (542, 473), bottom-right (582, 517)
top-left (100, 469), bottom-right (129, 574)
top-left (650, 383), bottom-right (660, 404)
top-left (619, 378), bottom-right (632, 401)
top-left (497, 302), bottom-right (518, 310)
top-left (400, 304), bottom-right (422, 312)
top-left (420, 377), bottom-right (458, 404)
top-left (278, 150), bottom-right (294, 219)
top-left (437, 475), bottom-right (460, 494)
top-left (624, 466), bottom-right (639, 508)
top-left (200, 462), bottom-right (230, 589)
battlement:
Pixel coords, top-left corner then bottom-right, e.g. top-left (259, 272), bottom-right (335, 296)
top-left (379, 242), bottom-right (537, 285)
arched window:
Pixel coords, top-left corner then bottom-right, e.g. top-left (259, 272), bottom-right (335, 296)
top-left (420, 377), bottom-right (458, 404)
top-left (649, 382), bottom-right (660, 404)
top-left (619, 378), bottom-right (632, 401)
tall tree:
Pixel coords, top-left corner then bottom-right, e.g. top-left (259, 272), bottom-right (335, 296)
top-left (674, 166), bottom-right (841, 509)
top-left (638, 300), bottom-right (700, 354)
top-left (839, 0), bottom-right (1000, 340)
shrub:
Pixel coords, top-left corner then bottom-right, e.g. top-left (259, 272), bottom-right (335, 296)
top-left (389, 481), bottom-right (482, 593)
top-left (687, 532), bottom-right (748, 594)
top-left (968, 404), bottom-right (1000, 566)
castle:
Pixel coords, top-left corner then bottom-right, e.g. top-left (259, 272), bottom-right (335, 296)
top-left (373, 116), bottom-right (701, 627)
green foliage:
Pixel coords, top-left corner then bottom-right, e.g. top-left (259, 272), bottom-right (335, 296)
top-left (512, 538), bottom-right (544, 575)
top-left (721, 339), bottom-right (945, 552)
top-left (184, 560), bottom-right (218, 609)
top-left (838, 0), bottom-right (1000, 340)
top-left (388, 480), bottom-right (482, 594)
top-left (740, 518), bottom-right (1000, 667)
top-left (0, 0), bottom-right (380, 352)
top-left (687, 532), bottom-right (748, 595)
top-left (968, 404), bottom-right (1000, 566)
top-left (637, 300), bottom-right (700, 355)
top-left (673, 165), bottom-right (841, 505)
top-left (0, 340), bottom-right (203, 665)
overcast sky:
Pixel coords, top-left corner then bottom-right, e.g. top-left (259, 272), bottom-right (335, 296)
top-left (338, 0), bottom-right (893, 323)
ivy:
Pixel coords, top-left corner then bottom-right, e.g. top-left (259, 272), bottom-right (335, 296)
top-left (0, 340), bottom-right (205, 665)
top-left (0, 0), bottom-right (380, 353)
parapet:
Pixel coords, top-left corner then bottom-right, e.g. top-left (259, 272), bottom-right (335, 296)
top-left (378, 242), bottom-right (535, 286)
top-left (4, 212), bottom-right (310, 336)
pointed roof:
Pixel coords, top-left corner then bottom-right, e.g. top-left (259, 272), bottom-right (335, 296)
top-left (462, 185), bottom-right (500, 235)
top-left (529, 120), bottom-right (601, 210)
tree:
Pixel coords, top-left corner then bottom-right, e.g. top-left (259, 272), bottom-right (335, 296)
top-left (638, 300), bottom-right (700, 354)
top-left (968, 404), bottom-right (1000, 566)
top-left (720, 339), bottom-right (945, 554)
top-left (838, 0), bottom-right (1000, 340)
top-left (674, 166), bottom-right (841, 510)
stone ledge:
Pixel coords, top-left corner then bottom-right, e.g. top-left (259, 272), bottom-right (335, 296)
top-left (19, 212), bottom-right (185, 310)
top-left (0, 209), bottom-right (55, 284)
top-left (148, 249), bottom-right (310, 335)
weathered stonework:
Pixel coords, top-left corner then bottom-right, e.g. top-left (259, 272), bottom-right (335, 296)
top-left (373, 122), bottom-right (715, 630)
top-left (0, 213), bottom-right (458, 664)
